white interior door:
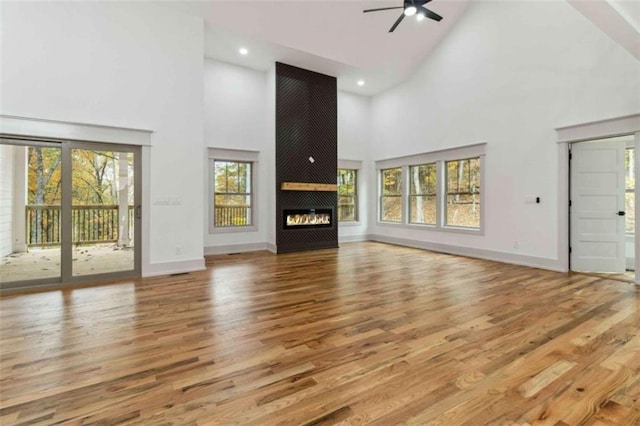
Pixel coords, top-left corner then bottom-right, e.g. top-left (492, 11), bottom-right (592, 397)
top-left (571, 139), bottom-right (626, 272)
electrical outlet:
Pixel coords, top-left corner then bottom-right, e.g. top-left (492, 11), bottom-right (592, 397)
top-left (175, 246), bottom-right (182, 255)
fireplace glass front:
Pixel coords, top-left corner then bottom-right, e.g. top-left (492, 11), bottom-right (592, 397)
top-left (283, 208), bottom-right (333, 229)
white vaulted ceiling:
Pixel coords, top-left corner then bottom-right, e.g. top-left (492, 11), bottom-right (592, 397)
top-left (154, 0), bottom-right (639, 96)
top-left (156, 0), bottom-right (471, 95)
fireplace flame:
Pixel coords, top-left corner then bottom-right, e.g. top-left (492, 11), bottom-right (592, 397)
top-left (286, 213), bottom-right (331, 226)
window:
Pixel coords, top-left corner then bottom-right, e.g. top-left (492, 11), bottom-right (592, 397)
top-left (626, 147), bottom-right (635, 235)
top-left (446, 158), bottom-right (480, 228)
top-left (213, 160), bottom-right (252, 228)
top-left (381, 167), bottom-right (402, 222)
top-left (375, 143), bottom-right (485, 233)
top-left (409, 163), bottom-right (437, 225)
top-left (338, 169), bottom-right (358, 221)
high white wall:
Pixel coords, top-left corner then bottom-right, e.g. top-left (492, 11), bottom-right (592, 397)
top-left (203, 59), bottom-right (272, 253)
top-left (369, 0), bottom-right (640, 269)
top-left (203, 60), bottom-right (371, 252)
top-left (0, 1), bottom-right (205, 275)
top-left (338, 92), bottom-right (371, 241)
top-left (0, 145), bottom-right (14, 257)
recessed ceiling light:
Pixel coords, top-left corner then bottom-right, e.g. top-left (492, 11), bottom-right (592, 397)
top-left (357, 80), bottom-right (365, 86)
top-left (239, 47), bottom-right (248, 56)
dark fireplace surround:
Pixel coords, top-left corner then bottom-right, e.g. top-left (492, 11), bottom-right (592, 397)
top-left (276, 62), bottom-right (338, 253)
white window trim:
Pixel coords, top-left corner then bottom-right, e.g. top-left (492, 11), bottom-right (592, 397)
top-left (338, 159), bottom-right (362, 226)
top-left (208, 147), bottom-right (259, 234)
top-left (375, 143), bottom-right (486, 235)
top-left (0, 115), bottom-right (152, 146)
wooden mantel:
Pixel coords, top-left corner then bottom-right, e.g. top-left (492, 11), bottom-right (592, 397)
top-left (281, 182), bottom-right (337, 192)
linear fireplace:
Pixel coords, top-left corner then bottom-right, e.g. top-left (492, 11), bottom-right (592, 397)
top-left (283, 208), bottom-right (333, 230)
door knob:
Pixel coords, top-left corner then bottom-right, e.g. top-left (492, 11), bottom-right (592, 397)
top-left (617, 211), bottom-right (626, 216)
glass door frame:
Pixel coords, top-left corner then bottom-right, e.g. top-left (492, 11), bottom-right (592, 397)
top-left (63, 141), bottom-right (142, 284)
top-left (0, 136), bottom-right (141, 291)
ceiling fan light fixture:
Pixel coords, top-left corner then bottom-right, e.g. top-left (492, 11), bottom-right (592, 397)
top-left (416, 12), bottom-right (425, 21)
top-left (404, 6), bottom-right (417, 16)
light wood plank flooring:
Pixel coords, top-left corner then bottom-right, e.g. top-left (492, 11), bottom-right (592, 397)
top-left (1, 242), bottom-right (639, 425)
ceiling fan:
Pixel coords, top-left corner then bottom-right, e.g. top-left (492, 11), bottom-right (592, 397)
top-left (363, 0), bottom-right (443, 33)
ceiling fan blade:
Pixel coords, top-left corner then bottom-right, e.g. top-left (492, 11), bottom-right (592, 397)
top-left (389, 13), bottom-right (405, 32)
top-left (419, 6), bottom-right (443, 21)
top-left (416, 0), bottom-right (432, 5)
top-left (363, 6), bottom-right (404, 13)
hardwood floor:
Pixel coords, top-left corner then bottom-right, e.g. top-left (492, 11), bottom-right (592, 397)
top-left (1, 242), bottom-right (638, 425)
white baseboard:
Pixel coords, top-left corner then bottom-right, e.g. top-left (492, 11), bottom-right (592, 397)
top-left (339, 233), bottom-right (372, 244)
top-left (201, 234), bottom-right (565, 274)
top-left (369, 234), bottom-right (567, 272)
top-left (204, 243), bottom-right (268, 256)
top-left (142, 258), bottom-right (206, 278)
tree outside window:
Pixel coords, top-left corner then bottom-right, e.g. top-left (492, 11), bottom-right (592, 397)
top-left (381, 167), bottom-right (402, 222)
top-left (214, 161), bottom-right (252, 227)
top-left (445, 158), bottom-right (480, 228)
top-left (338, 169), bottom-right (357, 221)
top-left (409, 163), bottom-right (436, 225)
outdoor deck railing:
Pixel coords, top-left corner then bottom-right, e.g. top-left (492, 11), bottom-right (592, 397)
top-left (26, 205), bottom-right (134, 247)
top-left (214, 205), bottom-right (251, 227)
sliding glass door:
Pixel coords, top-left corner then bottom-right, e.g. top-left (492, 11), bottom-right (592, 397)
top-left (69, 145), bottom-right (139, 278)
top-left (0, 137), bottom-right (141, 290)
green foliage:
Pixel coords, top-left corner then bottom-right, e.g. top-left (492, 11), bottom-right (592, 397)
top-left (446, 158), bottom-right (480, 195)
top-left (214, 161), bottom-right (251, 196)
top-left (28, 147), bottom-right (133, 206)
top-left (381, 167), bottom-right (402, 222)
top-left (338, 169), bottom-right (356, 196)
top-left (28, 147), bottom-right (62, 204)
top-left (382, 167), bottom-right (402, 195)
top-left (410, 164), bottom-right (436, 195)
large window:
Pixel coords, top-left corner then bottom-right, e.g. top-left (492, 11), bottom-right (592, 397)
top-left (213, 161), bottom-right (252, 228)
top-left (338, 169), bottom-right (358, 221)
top-left (626, 147), bottom-right (635, 235)
top-left (409, 163), bottom-right (437, 225)
top-left (381, 167), bottom-right (402, 222)
top-left (376, 144), bottom-right (485, 233)
top-left (446, 158), bottom-right (480, 228)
